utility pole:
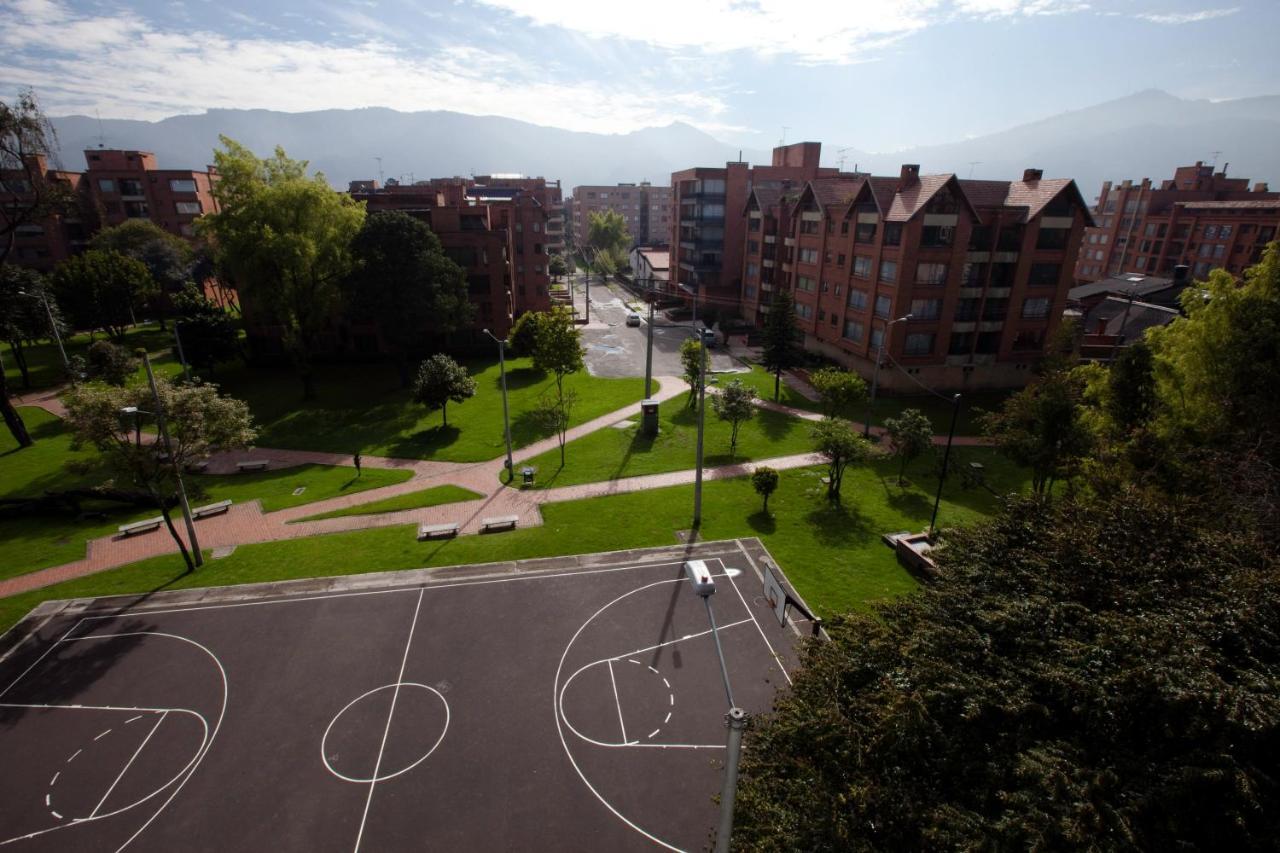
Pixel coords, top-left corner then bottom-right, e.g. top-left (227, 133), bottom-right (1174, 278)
top-left (864, 314), bottom-right (912, 438)
top-left (19, 289), bottom-right (70, 380)
top-left (692, 285), bottom-right (707, 527)
top-left (482, 329), bottom-right (514, 479)
top-left (173, 321), bottom-right (192, 383)
top-left (141, 351), bottom-right (203, 567)
top-left (929, 393), bottom-right (962, 536)
top-left (643, 284), bottom-right (655, 399)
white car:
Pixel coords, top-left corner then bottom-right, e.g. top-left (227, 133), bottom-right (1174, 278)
top-left (625, 312), bottom-right (642, 327)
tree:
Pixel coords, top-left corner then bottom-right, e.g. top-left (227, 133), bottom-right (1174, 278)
top-left (344, 211), bottom-right (471, 386)
top-left (411, 354), bottom-right (476, 428)
top-left (172, 286), bottom-right (239, 374)
top-left (1106, 339), bottom-right (1159, 435)
top-left (0, 89), bottom-right (74, 268)
top-left (734, 490), bottom-right (1280, 851)
top-left (198, 137), bottom-right (365, 399)
top-left (809, 366), bottom-right (867, 418)
top-left (982, 369), bottom-right (1092, 495)
top-left (679, 336), bottom-right (705, 408)
top-left (50, 249), bottom-right (155, 341)
top-left (534, 388), bottom-right (577, 467)
top-left (0, 265), bottom-right (64, 389)
top-left (532, 306), bottom-right (583, 464)
top-left (90, 220), bottom-right (194, 327)
top-left (63, 377), bottom-right (255, 571)
top-left (84, 340), bottom-right (137, 386)
top-left (884, 408), bottom-right (934, 485)
top-left (508, 310), bottom-right (543, 358)
top-left (711, 378), bottom-right (756, 457)
top-left (548, 254), bottom-right (567, 280)
top-left (751, 466), bottom-right (779, 513)
top-left (811, 418), bottom-right (871, 501)
top-left (760, 288), bottom-right (802, 401)
top-left (587, 209), bottom-right (630, 255)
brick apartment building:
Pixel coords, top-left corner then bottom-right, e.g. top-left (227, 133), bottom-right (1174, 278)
top-left (569, 182), bottom-right (672, 248)
top-left (670, 142), bottom-right (850, 310)
top-left (1, 153), bottom-right (90, 272)
top-left (744, 165), bottom-right (1092, 391)
top-left (1, 149), bottom-right (218, 273)
top-left (347, 176), bottom-right (556, 338)
top-left (1074, 162), bottom-right (1279, 282)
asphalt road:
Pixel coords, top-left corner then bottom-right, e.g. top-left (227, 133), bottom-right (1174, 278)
top-left (567, 274), bottom-right (739, 381)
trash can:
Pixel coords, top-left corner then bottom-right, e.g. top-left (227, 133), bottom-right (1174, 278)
top-left (640, 400), bottom-right (660, 436)
top-left (521, 467), bottom-right (535, 487)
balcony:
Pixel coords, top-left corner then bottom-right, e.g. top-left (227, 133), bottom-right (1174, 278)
top-left (951, 321), bottom-right (976, 333)
top-left (683, 190), bottom-right (726, 203)
top-left (762, 259), bottom-right (774, 268)
top-left (783, 237), bottom-right (796, 247)
top-left (781, 262), bottom-right (793, 273)
top-left (986, 287), bottom-right (1011, 298)
top-left (978, 321), bottom-right (1004, 332)
top-left (763, 235), bottom-right (776, 244)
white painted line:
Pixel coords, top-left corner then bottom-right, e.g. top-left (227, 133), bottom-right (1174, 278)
top-left (662, 677), bottom-right (670, 689)
top-left (67, 749), bottom-right (81, 763)
top-left (91, 712), bottom-right (166, 819)
top-left (44, 794), bottom-right (49, 807)
top-left (50, 811), bottom-right (62, 821)
top-left (607, 660), bottom-right (628, 745)
top-left (125, 715), bottom-right (142, 724)
top-left (647, 665), bottom-right (659, 675)
top-left (727, 568), bottom-right (792, 687)
top-left (49, 772), bottom-right (59, 787)
top-left (353, 588), bottom-right (424, 853)
top-left (94, 729), bottom-right (112, 741)
top-left (0, 618), bottom-right (86, 698)
top-left (647, 729), bottom-right (660, 739)
top-left (321, 684), bottom-right (449, 784)
top-left (669, 694), bottom-right (674, 706)
top-left (663, 712), bottom-right (672, 724)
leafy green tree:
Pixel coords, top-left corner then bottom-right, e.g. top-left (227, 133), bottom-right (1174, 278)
top-left (508, 310), bottom-right (543, 358)
top-left (50, 249), bottom-right (156, 341)
top-left (761, 288), bottom-right (802, 401)
top-left (532, 306), bottom-right (584, 464)
top-left (173, 286), bottom-right (239, 374)
top-left (84, 340), bottom-right (137, 386)
top-left (344, 211), bottom-right (471, 386)
top-left (63, 377), bottom-right (255, 571)
top-left (0, 265), bottom-right (64, 389)
top-left (199, 137), bottom-right (365, 399)
top-left (751, 466), bottom-right (779, 513)
top-left (734, 490), bottom-right (1280, 851)
top-left (411, 354), bottom-right (476, 429)
top-left (1106, 339), bottom-right (1158, 435)
top-left (587, 209), bottom-right (630, 255)
top-left (1, 89), bottom-right (73, 268)
top-left (548, 254), bottom-right (567, 280)
top-left (679, 336), bottom-right (705, 408)
top-left (90, 220), bottom-right (193, 326)
top-left (809, 366), bottom-right (867, 418)
top-left (884, 408), bottom-right (934, 485)
top-left (982, 369), bottom-right (1092, 495)
top-left (811, 417), bottom-right (871, 501)
top-left (711, 378), bottom-right (756, 457)
top-left (534, 388), bottom-right (577, 467)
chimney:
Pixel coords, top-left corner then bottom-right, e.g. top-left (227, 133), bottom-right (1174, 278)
top-left (1173, 264), bottom-right (1189, 284)
top-left (1022, 168), bottom-right (1043, 182)
top-left (898, 164), bottom-right (920, 190)
top-left (1255, 181), bottom-right (1270, 193)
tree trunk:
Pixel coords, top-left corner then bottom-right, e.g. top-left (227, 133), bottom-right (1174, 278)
top-left (0, 369), bottom-right (32, 447)
top-left (157, 498), bottom-right (196, 572)
top-left (774, 369), bottom-right (781, 402)
top-left (10, 342), bottom-right (30, 389)
top-left (899, 455), bottom-right (907, 485)
top-left (441, 401), bottom-right (449, 428)
top-left (763, 493), bottom-right (770, 513)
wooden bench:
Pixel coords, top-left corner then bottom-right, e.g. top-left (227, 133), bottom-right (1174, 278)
top-left (479, 515), bottom-right (519, 533)
top-left (185, 460), bottom-right (209, 474)
top-left (192, 499), bottom-right (232, 519)
top-left (119, 517), bottom-right (163, 536)
top-left (417, 522), bottom-right (460, 541)
top-left (236, 460), bottom-right (270, 472)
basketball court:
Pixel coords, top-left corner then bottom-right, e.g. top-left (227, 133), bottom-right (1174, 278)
top-left (0, 538), bottom-right (816, 852)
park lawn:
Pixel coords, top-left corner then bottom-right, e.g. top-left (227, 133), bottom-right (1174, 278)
top-left (0, 446), bottom-right (1030, 635)
top-left (296, 484), bottom-right (483, 521)
top-left (3, 324), bottom-right (177, 391)
top-left (0, 407), bottom-right (408, 582)
top-left (867, 390), bottom-right (1012, 437)
top-left (513, 394), bottom-right (815, 489)
top-left (207, 357), bottom-right (650, 463)
top-left (727, 365), bottom-right (824, 413)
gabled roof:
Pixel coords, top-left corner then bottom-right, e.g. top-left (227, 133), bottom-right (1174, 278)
top-left (744, 185), bottom-right (783, 217)
top-left (805, 177), bottom-right (866, 211)
top-left (885, 174), bottom-right (982, 223)
top-left (1083, 297), bottom-right (1180, 338)
top-left (1069, 273), bottom-right (1182, 303)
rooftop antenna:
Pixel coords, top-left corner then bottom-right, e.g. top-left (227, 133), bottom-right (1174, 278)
top-left (780, 126), bottom-right (790, 146)
top-left (94, 109), bottom-right (107, 149)
top-left (837, 147), bottom-right (854, 171)
top-left (1210, 150), bottom-right (1222, 168)
top-left (967, 161), bottom-right (982, 178)
top-left (374, 156), bottom-right (383, 184)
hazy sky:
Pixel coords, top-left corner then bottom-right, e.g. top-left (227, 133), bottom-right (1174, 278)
top-left (2, 0), bottom-right (1276, 152)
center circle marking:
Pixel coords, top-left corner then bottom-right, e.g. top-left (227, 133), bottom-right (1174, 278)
top-left (321, 682), bottom-right (450, 784)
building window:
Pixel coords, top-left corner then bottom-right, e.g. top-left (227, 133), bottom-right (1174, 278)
top-left (837, 253), bottom-right (845, 266)
top-left (798, 248), bottom-right (819, 264)
top-left (915, 262), bottom-right (947, 285)
top-left (796, 275), bottom-right (816, 292)
top-left (1204, 224), bottom-right (1218, 239)
top-left (744, 285), bottom-right (757, 299)
top-left (909, 298), bottom-right (942, 320)
top-left (870, 327), bottom-right (884, 349)
top-left (948, 331), bottom-right (974, 355)
top-left (854, 221), bottom-right (876, 243)
top-left (874, 294), bottom-right (892, 319)
top-left (746, 262), bottom-right (759, 279)
top-left (123, 200), bottom-right (149, 218)
top-left (175, 201), bottom-right (202, 215)
top-left (1012, 329), bottom-right (1045, 351)
top-left (1220, 224), bottom-right (1232, 238)
top-left (853, 256), bottom-right (872, 278)
top-left (843, 319), bottom-right (865, 342)
top-left (800, 220), bottom-right (819, 235)
top-left (982, 298), bottom-right (1009, 321)
top-left (879, 260), bottom-right (897, 283)
top-left (119, 179), bottom-right (144, 197)
top-left (747, 240), bottom-right (760, 253)
top-left (168, 179), bottom-right (198, 193)
top-left (1028, 262), bottom-right (1061, 286)
top-left (796, 303), bottom-right (813, 320)
top-left (1035, 227), bottom-right (1068, 250)
top-left (847, 289), bottom-right (868, 310)
top-left (882, 222), bottom-right (903, 246)
top-left (904, 332), bottom-right (934, 356)
top-left (920, 225), bottom-right (953, 248)
top-left (15, 223), bottom-right (44, 236)
top-left (1021, 297), bottom-right (1050, 319)
top-left (97, 179), bottom-right (116, 193)
top-left (954, 298), bottom-right (980, 321)
top-left (976, 331), bottom-right (1001, 354)
top-left (533, 222), bottom-right (541, 232)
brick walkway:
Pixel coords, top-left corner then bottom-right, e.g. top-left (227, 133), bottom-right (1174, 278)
top-left (3, 369), bottom-right (985, 598)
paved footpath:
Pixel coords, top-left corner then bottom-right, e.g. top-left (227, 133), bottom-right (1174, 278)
top-left (3, 370), bottom-right (986, 598)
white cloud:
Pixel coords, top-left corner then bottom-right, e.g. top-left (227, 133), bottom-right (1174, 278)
top-left (1134, 6), bottom-right (1239, 24)
top-left (0, 0), bottom-right (730, 134)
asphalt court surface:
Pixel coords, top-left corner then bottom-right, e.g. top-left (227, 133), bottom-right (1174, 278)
top-left (0, 540), bottom-right (806, 851)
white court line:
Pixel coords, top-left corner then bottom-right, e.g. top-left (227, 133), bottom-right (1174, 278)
top-left (606, 661), bottom-right (628, 745)
top-left (0, 619), bottom-right (87, 698)
top-left (352, 588), bottom-right (424, 853)
top-left (726, 569), bottom-right (792, 687)
top-left (90, 712), bottom-right (166, 818)
top-left (93, 729), bottom-right (112, 741)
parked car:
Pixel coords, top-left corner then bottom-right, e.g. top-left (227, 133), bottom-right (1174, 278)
top-left (626, 312), bottom-right (642, 327)
top-left (701, 328), bottom-right (718, 347)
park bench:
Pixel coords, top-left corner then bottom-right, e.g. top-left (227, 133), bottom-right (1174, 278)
top-left (185, 460), bottom-right (209, 473)
top-left (479, 515), bottom-right (519, 533)
top-left (236, 460), bottom-right (270, 472)
top-left (192, 499), bottom-right (233, 519)
top-left (118, 516), bottom-right (164, 536)
top-left (417, 522), bottom-right (460, 541)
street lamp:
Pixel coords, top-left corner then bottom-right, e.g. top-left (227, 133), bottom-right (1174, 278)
top-left (173, 320), bottom-right (192, 383)
top-left (929, 393), bottom-right (962, 536)
top-left (482, 328), bottom-right (514, 479)
top-left (18, 289), bottom-right (70, 380)
top-left (643, 277), bottom-right (656, 400)
top-left (121, 404), bottom-right (143, 448)
top-left (691, 284), bottom-right (708, 527)
top-left (863, 313), bottom-right (912, 438)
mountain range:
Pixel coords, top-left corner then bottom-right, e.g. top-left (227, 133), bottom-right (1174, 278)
top-left (46, 89), bottom-right (1280, 200)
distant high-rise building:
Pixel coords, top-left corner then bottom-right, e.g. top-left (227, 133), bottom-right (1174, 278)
top-left (569, 182), bottom-right (671, 248)
top-left (1074, 162), bottom-right (1279, 283)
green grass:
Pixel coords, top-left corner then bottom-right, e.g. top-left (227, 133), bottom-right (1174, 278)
top-left (207, 357), bottom-right (650, 463)
top-left (0, 445), bottom-right (1031, 635)
top-left (724, 365), bottom-right (824, 413)
top-left (0, 407), bottom-right (409, 582)
top-left (296, 484), bottom-right (483, 521)
top-left (513, 394), bottom-right (815, 489)
top-left (3, 324), bottom-right (178, 391)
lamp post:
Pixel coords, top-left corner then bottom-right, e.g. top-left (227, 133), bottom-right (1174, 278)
top-left (173, 320), bottom-right (192, 383)
top-left (135, 351), bottom-right (203, 567)
top-left (863, 313), bottom-right (912, 438)
top-left (482, 328), bottom-right (514, 479)
top-left (692, 284), bottom-right (708, 527)
top-left (643, 280), bottom-right (656, 400)
top-left (929, 393), bottom-right (962, 536)
top-left (18, 289), bottom-right (70, 380)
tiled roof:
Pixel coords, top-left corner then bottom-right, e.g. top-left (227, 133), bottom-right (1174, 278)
top-left (1083, 297), bottom-right (1179, 338)
top-left (809, 177), bottom-right (866, 210)
top-left (885, 174), bottom-right (954, 221)
top-left (747, 186), bottom-right (783, 214)
top-left (1004, 178), bottom-right (1076, 219)
top-left (1174, 199), bottom-right (1280, 209)
top-left (1069, 273), bottom-right (1179, 302)
top-left (865, 177), bottom-right (898, 215)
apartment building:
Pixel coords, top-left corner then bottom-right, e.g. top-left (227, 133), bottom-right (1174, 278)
top-left (745, 165), bottom-right (1092, 391)
top-left (671, 142), bottom-right (847, 310)
top-left (471, 174), bottom-right (565, 256)
top-left (569, 182), bottom-right (671, 248)
top-left (1, 153), bottom-right (91, 272)
top-left (1075, 162), bottom-right (1279, 282)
